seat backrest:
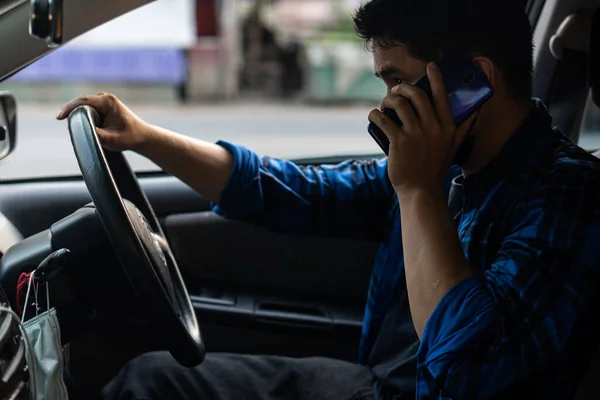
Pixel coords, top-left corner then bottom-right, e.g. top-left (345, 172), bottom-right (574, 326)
top-left (571, 7), bottom-right (600, 400)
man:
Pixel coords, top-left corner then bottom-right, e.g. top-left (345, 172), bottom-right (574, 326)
top-left (57, 0), bottom-right (600, 399)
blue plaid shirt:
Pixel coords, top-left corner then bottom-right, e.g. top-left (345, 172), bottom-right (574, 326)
top-left (213, 100), bottom-right (600, 399)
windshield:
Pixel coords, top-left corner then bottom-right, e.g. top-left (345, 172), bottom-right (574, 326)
top-left (0, 0), bottom-right (384, 180)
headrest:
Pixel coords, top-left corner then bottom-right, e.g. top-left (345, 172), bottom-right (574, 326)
top-left (549, 12), bottom-right (592, 60)
top-left (549, 9), bottom-right (600, 108)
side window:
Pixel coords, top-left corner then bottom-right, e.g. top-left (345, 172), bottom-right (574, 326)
top-left (578, 92), bottom-right (600, 150)
top-left (0, 0), bottom-right (383, 181)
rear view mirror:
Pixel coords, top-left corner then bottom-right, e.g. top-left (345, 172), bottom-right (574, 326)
top-left (29, 0), bottom-right (64, 47)
top-left (0, 93), bottom-right (17, 165)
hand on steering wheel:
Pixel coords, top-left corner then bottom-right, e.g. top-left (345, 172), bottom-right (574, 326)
top-left (57, 92), bottom-right (150, 152)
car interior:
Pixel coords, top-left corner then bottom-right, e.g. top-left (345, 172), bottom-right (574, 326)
top-left (0, 0), bottom-right (596, 398)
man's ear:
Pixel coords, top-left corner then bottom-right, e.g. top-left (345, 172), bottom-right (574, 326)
top-left (472, 56), bottom-right (496, 87)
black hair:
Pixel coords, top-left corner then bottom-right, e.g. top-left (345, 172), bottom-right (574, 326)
top-left (353, 0), bottom-right (533, 100)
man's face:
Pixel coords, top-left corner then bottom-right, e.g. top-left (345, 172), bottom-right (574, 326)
top-left (371, 42), bottom-right (493, 144)
top-left (371, 42), bottom-right (491, 167)
top-left (372, 42), bottom-right (429, 94)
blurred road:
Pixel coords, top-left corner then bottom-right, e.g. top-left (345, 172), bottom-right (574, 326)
top-left (5, 102), bottom-right (600, 180)
top-left (3, 103), bottom-right (383, 180)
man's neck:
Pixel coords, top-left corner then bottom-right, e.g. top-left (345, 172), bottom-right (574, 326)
top-left (461, 100), bottom-right (534, 176)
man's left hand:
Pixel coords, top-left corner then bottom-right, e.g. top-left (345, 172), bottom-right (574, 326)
top-left (368, 62), bottom-right (476, 195)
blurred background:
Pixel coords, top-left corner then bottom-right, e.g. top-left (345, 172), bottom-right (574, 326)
top-left (0, 0), bottom-right (599, 179)
top-left (3, 0), bottom-right (386, 105)
top-left (4, 0), bottom-right (388, 104)
top-left (0, 0), bottom-right (390, 179)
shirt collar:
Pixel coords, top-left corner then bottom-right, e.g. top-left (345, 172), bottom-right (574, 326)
top-left (463, 98), bottom-right (553, 190)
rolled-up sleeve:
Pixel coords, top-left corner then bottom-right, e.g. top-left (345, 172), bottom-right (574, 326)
top-left (212, 140), bottom-right (265, 220)
top-left (417, 171), bottom-right (600, 399)
top-left (212, 140), bottom-right (394, 240)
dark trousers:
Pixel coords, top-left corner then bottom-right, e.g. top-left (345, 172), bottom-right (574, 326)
top-left (102, 351), bottom-right (376, 400)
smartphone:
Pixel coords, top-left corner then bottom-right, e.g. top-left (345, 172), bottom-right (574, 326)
top-left (367, 58), bottom-right (493, 165)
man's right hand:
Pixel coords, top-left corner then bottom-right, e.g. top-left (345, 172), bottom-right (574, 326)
top-left (56, 92), bottom-right (151, 152)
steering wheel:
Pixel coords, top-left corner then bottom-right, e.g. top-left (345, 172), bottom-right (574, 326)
top-left (67, 105), bottom-right (205, 367)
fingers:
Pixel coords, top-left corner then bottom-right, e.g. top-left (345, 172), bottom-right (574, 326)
top-left (427, 62), bottom-right (454, 129)
top-left (391, 82), bottom-right (437, 128)
top-left (368, 108), bottom-right (404, 142)
top-left (380, 94), bottom-right (418, 132)
top-left (427, 62), bottom-right (450, 117)
top-left (56, 92), bottom-right (117, 120)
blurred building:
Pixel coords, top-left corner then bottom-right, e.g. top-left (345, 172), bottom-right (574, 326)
top-left (2, 0), bottom-right (382, 104)
top-left (232, 0), bottom-right (383, 103)
top-left (4, 0), bottom-right (197, 103)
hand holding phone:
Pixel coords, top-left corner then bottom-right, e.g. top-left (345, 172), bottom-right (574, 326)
top-left (367, 58), bottom-right (493, 166)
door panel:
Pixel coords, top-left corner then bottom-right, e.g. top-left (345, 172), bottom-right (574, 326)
top-left (167, 210), bottom-right (377, 359)
top-left (166, 211), bottom-right (376, 302)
